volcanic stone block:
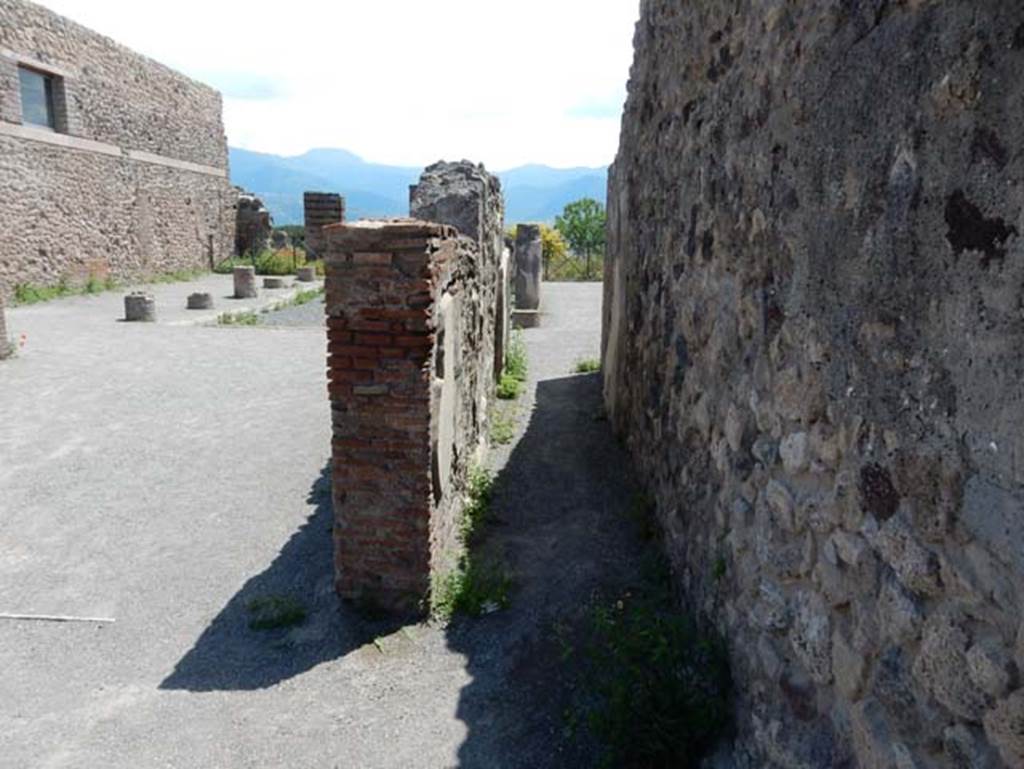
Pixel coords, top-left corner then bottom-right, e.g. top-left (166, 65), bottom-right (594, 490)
top-left (233, 266), bottom-right (257, 298)
top-left (186, 292), bottom-right (213, 310)
top-left (263, 277), bottom-right (286, 289)
top-left (296, 266), bottom-right (316, 283)
top-left (124, 292), bottom-right (156, 322)
top-left (514, 224), bottom-right (542, 310)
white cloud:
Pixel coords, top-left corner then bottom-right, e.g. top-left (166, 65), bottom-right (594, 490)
top-left (34, 0), bottom-right (640, 169)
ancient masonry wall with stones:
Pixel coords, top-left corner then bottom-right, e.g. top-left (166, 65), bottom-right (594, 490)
top-left (604, 3), bottom-right (1024, 767)
top-left (324, 216), bottom-right (499, 613)
top-left (0, 0), bottom-right (235, 296)
top-left (410, 160), bottom-right (508, 384)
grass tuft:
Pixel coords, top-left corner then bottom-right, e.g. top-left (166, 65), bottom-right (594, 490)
top-left (496, 373), bottom-right (522, 400)
top-left (246, 595), bottom-right (307, 630)
top-left (489, 408), bottom-right (517, 445)
top-left (574, 357), bottom-right (601, 374)
top-left (431, 467), bottom-right (511, 622)
top-left (218, 310), bottom-right (260, 326)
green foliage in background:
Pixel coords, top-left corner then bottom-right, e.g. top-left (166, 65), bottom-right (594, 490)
top-left (554, 198), bottom-right (607, 281)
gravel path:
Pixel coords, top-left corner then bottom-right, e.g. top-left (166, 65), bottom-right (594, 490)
top-left (0, 279), bottom-right (647, 768)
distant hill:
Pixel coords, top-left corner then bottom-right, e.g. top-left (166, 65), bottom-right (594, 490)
top-left (228, 147), bottom-right (607, 226)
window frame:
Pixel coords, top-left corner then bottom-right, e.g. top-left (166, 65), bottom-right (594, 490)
top-left (17, 64), bottom-right (60, 132)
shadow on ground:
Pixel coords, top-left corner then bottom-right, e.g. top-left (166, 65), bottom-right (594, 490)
top-left (446, 372), bottom-right (649, 769)
top-left (160, 464), bottom-right (401, 692)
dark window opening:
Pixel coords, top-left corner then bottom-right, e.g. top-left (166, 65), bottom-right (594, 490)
top-left (18, 66), bottom-right (57, 130)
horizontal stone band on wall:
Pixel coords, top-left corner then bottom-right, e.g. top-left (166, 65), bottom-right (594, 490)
top-left (0, 122), bottom-right (227, 177)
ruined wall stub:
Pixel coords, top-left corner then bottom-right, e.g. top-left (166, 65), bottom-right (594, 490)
top-left (513, 224), bottom-right (542, 311)
top-left (605, 3), bottom-right (1024, 767)
top-left (325, 219), bottom-right (497, 614)
top-left (235, 191), bottom-right (272, 256)
top-left (410, 160), bottom-right (509, 389)
top-left (0, 0), bottom-right (235, 297)
top-left (304, 192), bottom-right (345, 260)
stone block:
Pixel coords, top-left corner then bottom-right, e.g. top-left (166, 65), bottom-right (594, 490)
top-left (123, 292), bottom-right (155, 322)
top-left (186, 292), bottom-right (213, 310)
top-left (262, 277), bottom-right (286, 289)
top-left (913, 613), bottom-right (991, 722)
top-left (296, 266), bottom-right (316, 283)
top-left (232, 266), bottom-right (257, 298)
top-left (983, 690), bottom-right (1024, 767)
top-left (513, 223), bottom-right (542, 311)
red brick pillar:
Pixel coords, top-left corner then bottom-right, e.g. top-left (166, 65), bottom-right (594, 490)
top-left (324, 219), bottom-right (457, 613)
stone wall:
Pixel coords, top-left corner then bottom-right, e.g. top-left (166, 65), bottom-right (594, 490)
top-left (604, 3), bottom-right (1024, 767)
top-left (0, 0), bottom-right (234, 295)
top-left (410, 160), bottom-right (508, 384)
top-left (324, 218), bottom-right (498, 613)
top-left (304, 192), bottom-right (345, 260)
top-left (235, 190), bottom-right (272, 256)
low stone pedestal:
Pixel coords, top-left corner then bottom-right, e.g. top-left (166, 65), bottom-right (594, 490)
top-left (512, 309), bottom-right (541, 329)
top-left (233, 266), bottom-right (257, 298)
top-left (263, 277), bottom-right (287, 289)
top-left (514, 224), bottom-right (542, 311)
top-left (296, 266), bottom-right (316, 283)
top-left (186, 292), bottom-right (214, 310)
top-left (124, 292), bottom-right (156, 322)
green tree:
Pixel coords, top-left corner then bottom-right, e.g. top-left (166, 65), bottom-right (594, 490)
top-left (555, 198), bottom-right (606, 280)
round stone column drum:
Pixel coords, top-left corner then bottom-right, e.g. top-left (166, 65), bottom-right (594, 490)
top-left (124, 292), bottom-right (156, 322)
top-left (233, 266), bottom-right (258, 298)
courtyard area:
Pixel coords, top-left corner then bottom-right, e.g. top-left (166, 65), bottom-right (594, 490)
top-left (0, 277), bottom-right (646, 768)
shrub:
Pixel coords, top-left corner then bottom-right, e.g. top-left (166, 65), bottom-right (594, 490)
top-left (496, 373), bottom-right (522, 400)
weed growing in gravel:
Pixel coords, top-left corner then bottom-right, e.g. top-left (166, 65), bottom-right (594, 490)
top-left (247, 595), bottom-right (307, 630)
top-left (584, 582), bottom-right (732, 768)
top-left (432, 468), bottom-right (511, 621)
top-left (496, 372), bottom-right (522, 400)
top-left (489, 408), bottom-right (517, 445)
top-left (218, 310), bottom-right (260, 326)
top-left (505, 330), bottom-right (528, 382)
top-left (574, 357), bottom-right (601, 374)
top-left (287, 287), bottom-right (324, 307)
top-left (559, 496), bottom-right (733, 767)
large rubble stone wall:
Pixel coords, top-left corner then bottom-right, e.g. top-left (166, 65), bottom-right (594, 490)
top-left (0, 0), bottom-right (234, 295)
top-left (324, 218), bottom-right (498, 613)
top-left (604, 3), bottom-right (1024, 767)
top-left (410, 160), bottom-right (508, 400)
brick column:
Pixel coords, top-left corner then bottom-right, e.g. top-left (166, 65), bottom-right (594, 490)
top-left (304, 192), bottom-right (345, 260)
top-left (324, 219), bottom-right (458, 614)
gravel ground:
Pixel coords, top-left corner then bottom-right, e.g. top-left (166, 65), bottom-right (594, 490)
top-left (259, 294), bottom-right (327, 327)
top-left (0, 279), bottom-right (648, 768)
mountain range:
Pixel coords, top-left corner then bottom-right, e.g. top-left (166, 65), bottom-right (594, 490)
top-left (228, 147), bottom-right (608, 226)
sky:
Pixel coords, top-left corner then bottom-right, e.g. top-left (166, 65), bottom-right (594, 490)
top-left (35, 0), bottom-right (640, 171)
